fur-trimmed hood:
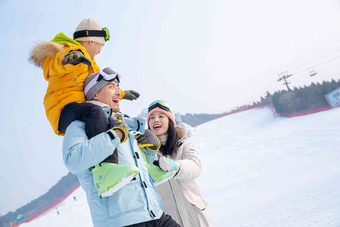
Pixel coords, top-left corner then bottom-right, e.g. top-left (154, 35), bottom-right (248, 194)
top-left (29, 41), bottom-right (64, 67)
top-left (176, 125), bottom-right (187, 139)
top-left (29, 32), bottom-right (81, 67)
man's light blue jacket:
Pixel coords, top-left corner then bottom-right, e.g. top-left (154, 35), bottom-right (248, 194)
top-left (62, 101), bottom-right (163, 227)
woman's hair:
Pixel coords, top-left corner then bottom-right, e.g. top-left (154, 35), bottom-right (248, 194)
top-left (160, 120), bottom-right (179, 157)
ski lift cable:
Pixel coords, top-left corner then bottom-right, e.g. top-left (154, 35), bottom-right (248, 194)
top-left (290, 55), bottom-right (340, 76)
top-left (236, 56), bottom-right (340, 107)
top-left (224, 48), bottom-right (340, 111)
top-left (237, 79), bottom-right (280, 106)
top-left (269, 47), bottom-right (340, 79)
top-left (285, 47), bottom-right (340, 73)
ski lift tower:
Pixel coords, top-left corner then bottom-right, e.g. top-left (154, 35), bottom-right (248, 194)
top-left (277, 71), bottom-right (293, 91)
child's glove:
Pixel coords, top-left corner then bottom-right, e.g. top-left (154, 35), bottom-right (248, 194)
top-left (123, 90), bottom-right (140, 100)
top-left (158, 157), bottom-right (179, 172)
top-left (61, 50), bottom-right (92, 66)
top-left (136, 129), bottom-right (160, 151)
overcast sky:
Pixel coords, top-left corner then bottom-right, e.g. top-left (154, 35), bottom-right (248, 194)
top-left (1, 0), bottom-right (340, 215)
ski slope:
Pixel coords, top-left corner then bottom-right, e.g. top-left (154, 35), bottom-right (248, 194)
top-left (21, 107), bottom-right (340, 227)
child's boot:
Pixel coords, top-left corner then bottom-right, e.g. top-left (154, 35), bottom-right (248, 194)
top-left (92, 163), bottom-right (139, 198)
top-left (141, 149), bottom-right (176, 186)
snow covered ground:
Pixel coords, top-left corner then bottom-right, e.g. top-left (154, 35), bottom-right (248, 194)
top-left (21, 107), bottom-right (340, 227)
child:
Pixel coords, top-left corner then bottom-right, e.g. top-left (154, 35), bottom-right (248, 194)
top-left (30, 18), bottom-right (139, 137)
top-left (29, 18), bottom-right (141, 197)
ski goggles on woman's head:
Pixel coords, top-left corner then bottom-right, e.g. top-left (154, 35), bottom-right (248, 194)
top-left (148, 100), bottom-right (172, 113)
top-left (73, 27), bottom-right (110, 41)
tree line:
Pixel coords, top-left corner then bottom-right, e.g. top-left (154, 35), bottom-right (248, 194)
top-left (257, 79), bottom-right (340, 115)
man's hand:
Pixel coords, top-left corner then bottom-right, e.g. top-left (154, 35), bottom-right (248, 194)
top-left (136, 129), bottom-right (160, 151)
top-left (111, 123), bottom-right (129, 143)
top-left (109, 116), bottom-right (128, 143)
top-left (108, 116), bottom-right (120, 128)
top-left (123, 90), bottom-right (140, 100)
top-left (61, 50), bottom-right (92, 66)
top-left (159, 156), bottom-right (179, 172)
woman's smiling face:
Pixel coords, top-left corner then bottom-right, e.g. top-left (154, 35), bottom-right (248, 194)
top-left (148, 112), bottom-right (169, 136)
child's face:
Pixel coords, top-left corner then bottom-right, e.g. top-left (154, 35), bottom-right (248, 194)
top-left (84, 41), bottom-right (104, 59)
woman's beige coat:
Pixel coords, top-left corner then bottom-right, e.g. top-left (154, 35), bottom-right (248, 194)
top-left (157, 126), bottom-right (213, 227)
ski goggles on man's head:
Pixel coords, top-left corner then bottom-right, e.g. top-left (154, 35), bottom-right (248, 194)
top-left (148, 100), bottom-right (172, 113)
top-left (99, 67), bottom-right (120, 83)
top-left (84, 68), bottom-right (120, 96)
top-left (73, 27), bottom-right (110, 41)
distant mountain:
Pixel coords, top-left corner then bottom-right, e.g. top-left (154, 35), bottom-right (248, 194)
top-left (177, 113), bottom-right (225, 126)
top-left (2, 173), bottom-right (79, 227)
top-left (137, 107), bottom-right (223, 127)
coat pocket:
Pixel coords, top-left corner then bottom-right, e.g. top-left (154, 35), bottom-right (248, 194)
top-left (188, 197), bottom-right (208, 211)
top-left (107, 180), bottom-right (144, 217)
top-left (191, 201), bottom-right (207, 211)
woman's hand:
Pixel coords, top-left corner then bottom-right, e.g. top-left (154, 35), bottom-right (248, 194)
top-left (159, 157), bottom-right (179, 172)
top-left (136, 129), bottom-right (161, 151)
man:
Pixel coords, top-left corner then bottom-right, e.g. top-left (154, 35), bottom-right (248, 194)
top-left (62, 67), bottom-right (180, 227)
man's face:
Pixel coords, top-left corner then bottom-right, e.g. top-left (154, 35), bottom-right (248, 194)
top-left (93, 81), bottom-right (121, 112)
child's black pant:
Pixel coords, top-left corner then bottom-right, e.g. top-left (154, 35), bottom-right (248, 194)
top-left (59, 102), bottom-right (117, 163)
top-left (59, 102), bottom-right (108, 139)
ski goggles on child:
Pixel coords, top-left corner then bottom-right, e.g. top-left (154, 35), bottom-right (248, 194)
top-left (148, 100), bottom-right (172, 113)
top-left (73, 27), bottom-right (110, 41)
top-left (84, 68), bottom-right (121, 96)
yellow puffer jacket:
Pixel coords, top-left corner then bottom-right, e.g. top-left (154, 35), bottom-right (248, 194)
top-left (30, 32), bottom-right (125, 136)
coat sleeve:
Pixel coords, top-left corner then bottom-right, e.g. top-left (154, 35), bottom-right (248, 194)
top-left (42, 46), bottom-right (89, 81)
top-left (174, 141), bottom-right (202, 181)
top-left (62, 121), bottom-right (121, 174)
top-left (143, 147), bottom-right (158, 164)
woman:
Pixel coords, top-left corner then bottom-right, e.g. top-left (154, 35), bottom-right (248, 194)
top-left (147, 100), bottom-right (213, 227)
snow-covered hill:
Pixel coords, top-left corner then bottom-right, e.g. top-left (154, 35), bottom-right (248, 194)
top-left (22, 107), bottom-right (340, 227)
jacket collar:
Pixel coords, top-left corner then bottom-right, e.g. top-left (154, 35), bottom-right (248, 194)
top-left (51, 32), bottom-right (81, 46)
top-left (86, 100), bottom-right (112, 118)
